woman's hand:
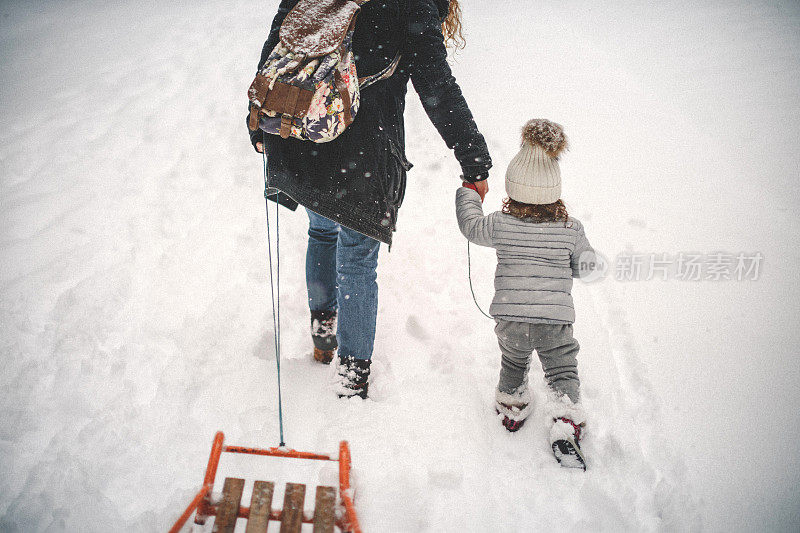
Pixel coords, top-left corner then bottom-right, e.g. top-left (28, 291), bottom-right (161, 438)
top-left (462, 180), bottom-right (488, 202)
top-left (473, 179), bottom-right (489, 202)
top-left (255, 142), bottom-right (264, 153)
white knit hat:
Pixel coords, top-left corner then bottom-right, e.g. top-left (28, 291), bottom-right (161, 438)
top-left (505, 119), bottom-right (568, 205)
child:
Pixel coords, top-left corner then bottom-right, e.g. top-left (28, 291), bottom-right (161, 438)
top-left (456, 119), bottom-right (596, 470)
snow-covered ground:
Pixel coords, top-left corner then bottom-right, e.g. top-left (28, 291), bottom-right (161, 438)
top-left (2, 0), bottom-right (799, 531)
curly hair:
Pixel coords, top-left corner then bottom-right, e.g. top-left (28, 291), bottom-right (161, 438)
top-left (442, 0), bottom-right (465, 50)
top-left (502, 198), bottom-right (570, 226)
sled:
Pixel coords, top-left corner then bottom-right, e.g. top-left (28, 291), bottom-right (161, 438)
top-left (169, 432), bottom-right (362, 533)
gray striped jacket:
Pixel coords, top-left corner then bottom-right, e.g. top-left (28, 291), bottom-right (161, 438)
top-left (456, 187), bottom-right (595, 323)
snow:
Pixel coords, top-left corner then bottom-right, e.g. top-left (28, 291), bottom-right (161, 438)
top-left (312, 316), bottom-right (337, 339)
top-left (279, 0), bottom-right (359, 57)
top-left (1, 0), bottom-right (799, 531)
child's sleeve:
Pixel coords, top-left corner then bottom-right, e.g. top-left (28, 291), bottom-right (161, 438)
top-left (570, 221), bottom-right (597, 278)
top-left (455, 187), bottom-right (495, 247)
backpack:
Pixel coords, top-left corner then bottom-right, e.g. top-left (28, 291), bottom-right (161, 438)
top-left (247, 0), bottom-right (400, 143)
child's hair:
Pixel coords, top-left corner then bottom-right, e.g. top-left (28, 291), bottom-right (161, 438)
top-left (502, 197), bottom-right (570, 225)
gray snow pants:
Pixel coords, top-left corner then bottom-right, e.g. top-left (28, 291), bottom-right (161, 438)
top-left (495, 319), bottom-right (580, 403)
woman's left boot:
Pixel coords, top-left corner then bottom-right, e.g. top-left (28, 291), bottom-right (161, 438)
top-left (311, 309), bottom-right (337, 364)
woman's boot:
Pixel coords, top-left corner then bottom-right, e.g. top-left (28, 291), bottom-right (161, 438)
top-left (334, 355), bottom-right (371, 399)
top-left (311, 309), bottom-right (337, 364)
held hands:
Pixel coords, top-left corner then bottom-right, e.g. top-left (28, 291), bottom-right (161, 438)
top-left (462, 179), bottom-right (488, 202)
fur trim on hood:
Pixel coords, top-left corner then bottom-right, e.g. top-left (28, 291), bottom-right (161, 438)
top-left (521, 119), bottom-right (569, 158)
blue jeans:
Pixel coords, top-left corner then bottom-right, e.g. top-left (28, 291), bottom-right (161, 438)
top-left (306, 209), bottom-right (380, 361)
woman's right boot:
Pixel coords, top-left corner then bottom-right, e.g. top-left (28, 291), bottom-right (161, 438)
top-left (334, 355), bottom-right (371, 399)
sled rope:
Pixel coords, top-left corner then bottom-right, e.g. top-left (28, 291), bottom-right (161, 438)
top-left (262, 134), bottom-right (286, 447)
top-left (467, 241), bottom-right (493, 320)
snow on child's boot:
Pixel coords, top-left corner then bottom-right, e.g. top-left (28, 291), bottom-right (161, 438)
top-left (495, 386), bottom-right (533, 432)
top-left (548, 400), bottom-right (587, 470)
top-left (311, 310), bottom-right (337, 364)
top-left (334, 355), bottom-right (371, 399)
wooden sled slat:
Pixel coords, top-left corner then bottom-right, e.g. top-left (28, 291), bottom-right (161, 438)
top-left (279, 482), bottom-right (306, 533)
top-left (170, 433), bottom-right (362, 533)
top-left (312, 486), bottom-right (336, 533)
top-left (215, 477), bottom-right (245, 533)
top-left (245, 480), bottom-right (275, 533)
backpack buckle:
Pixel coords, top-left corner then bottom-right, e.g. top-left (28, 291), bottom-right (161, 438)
top-left (248, 105), bottom-right (261, 132)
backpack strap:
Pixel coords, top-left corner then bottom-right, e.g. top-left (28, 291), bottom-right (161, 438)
top-left (334, 70), bottom-right (354, 127)
top-left (358, 52), bottom-right (401, 89)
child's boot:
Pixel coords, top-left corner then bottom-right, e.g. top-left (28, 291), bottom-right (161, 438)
top-left (550, 416), bottom-right (587, 471)
top-left (334, 355), bottom-right (371, 399)
top-left (311, 310), bottom-right (337, 364)
top-left (495, 386), bottom-right (533, 432)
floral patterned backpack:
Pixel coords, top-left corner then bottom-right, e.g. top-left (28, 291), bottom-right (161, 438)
top-left (247, 0), bottom-right (400, 143)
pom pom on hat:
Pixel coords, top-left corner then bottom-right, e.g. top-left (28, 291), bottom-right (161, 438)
top-left (521, 119), bottom-right (568, 158)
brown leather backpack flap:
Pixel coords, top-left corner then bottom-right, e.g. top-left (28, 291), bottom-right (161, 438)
top-left (263, 82), bottom-right (315, 118)
top-left (280, 0), bottom-right (360, 57)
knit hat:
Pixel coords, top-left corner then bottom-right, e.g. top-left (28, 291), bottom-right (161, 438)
top-left (505, 119), bottom-right (568, 205)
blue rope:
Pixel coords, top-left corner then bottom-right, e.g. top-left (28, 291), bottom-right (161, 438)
top-left (467, 241), bottom-right (493, 320)
top-left (262, 138), bottom-right (285, 447)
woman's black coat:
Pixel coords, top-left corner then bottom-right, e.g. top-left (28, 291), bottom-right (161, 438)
top-left (248, 0), bottom-right (492, 245)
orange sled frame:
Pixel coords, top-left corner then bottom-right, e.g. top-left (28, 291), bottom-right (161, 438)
top-left (170, 431), bottom-right (362, 533)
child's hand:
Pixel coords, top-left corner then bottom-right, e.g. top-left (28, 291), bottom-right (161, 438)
top-left (462, 180), bottom-right (488, 202)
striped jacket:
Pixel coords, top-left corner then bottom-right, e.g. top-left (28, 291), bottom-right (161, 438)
top-left (455, 187), bottom-right (595, 323)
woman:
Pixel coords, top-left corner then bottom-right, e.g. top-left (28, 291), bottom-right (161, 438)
top-left (248, 0), bottom-right (491, 399)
